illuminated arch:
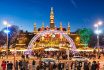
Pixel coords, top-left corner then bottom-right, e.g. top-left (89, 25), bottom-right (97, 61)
top-left (27, 30), bottom-right (76, 52)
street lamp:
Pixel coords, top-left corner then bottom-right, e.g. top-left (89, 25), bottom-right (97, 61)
top-left (3, 20), bottom-right (11, 58)
top-left (94, 20), bottom-right (103, 54)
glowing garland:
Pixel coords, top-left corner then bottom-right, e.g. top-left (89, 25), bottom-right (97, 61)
top-left (28, 30), bottom-right (76, 52)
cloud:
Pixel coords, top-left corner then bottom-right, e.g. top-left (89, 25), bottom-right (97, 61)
top-left (70, 0), bottom-right (77, 8)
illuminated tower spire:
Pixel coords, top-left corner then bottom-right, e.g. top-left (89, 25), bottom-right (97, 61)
top-left (60, 22), bottom-right (63, 31)
top-left (50, 7), bottom-right (55, 29)
top-left (42, 22), bottom-right (44, 28)
top-left (42, 22), bottom-right (44, 31)
top-left (67, 22), bottom-right (70, 34)
top-left (34, 23), bottom-right (37, 34)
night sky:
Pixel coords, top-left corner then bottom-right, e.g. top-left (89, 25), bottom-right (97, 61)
top-left (0, 0), bottom-right (104, 32)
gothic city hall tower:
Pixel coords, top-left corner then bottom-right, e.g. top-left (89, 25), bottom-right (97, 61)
top-left (50, 7), bottom-right (55, 29)
top-left (16, 7), bottom-right (81, 50)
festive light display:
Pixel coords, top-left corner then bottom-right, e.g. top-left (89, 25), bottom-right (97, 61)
top-left (28, 30), bottom-right (76, 52)
top-left (76, 28), bottom-right (93, 47)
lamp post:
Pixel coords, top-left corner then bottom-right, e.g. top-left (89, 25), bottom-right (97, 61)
top-left (3, 20), bottom-right (11, 58)
top-left (94, 21), bottom-right (103, 54)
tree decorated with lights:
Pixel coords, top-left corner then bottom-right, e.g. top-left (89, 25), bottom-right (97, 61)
top-left (76, 28), bottom-right (93, 47)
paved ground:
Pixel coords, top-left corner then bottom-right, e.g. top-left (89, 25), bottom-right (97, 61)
top-left (0, 54), bottom-right (104, 70)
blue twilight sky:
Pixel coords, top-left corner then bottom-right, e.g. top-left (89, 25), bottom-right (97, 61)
top-left (0, 0), bottom-right (104, 32)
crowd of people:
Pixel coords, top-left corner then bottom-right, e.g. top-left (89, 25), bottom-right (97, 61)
top-left (1, 60), bottom-right (13, 70)
top-left (32, 51), bottom-right (68, 60)
top-left (36, 60), bottom-right (102, 70)
top-left (0, 59), bottom-right (103, 70)
top-left (0, 50), bottom-right (104, 70)
top-left (70, 60), bottom-right (100, 70)
top-left (30, 50), bottom-right (103, 60)
top-left (0, 49), bottom-right (104, 60)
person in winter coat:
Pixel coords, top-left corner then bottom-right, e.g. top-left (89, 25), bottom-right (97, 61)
top-left (15, 60), bottom-right (19, 70)
top-left (97, 61), bottom-right (100, 70)
top-left (91, 61), bottom-right (97, 70)
top-left (88, 62), bottom-right (91, 70)
top-left (65, 62), bottom-right (69, 70)
top-left (83, 61), bottom-right (89, 70)
top-left (32, 60), bottom-right (36, 70)
top-left (19, 60), bottom-right (23, 70)
top-left (1, 61), bottom-right (6, 70)
top-left (7, 61), bottom-right (13, 70)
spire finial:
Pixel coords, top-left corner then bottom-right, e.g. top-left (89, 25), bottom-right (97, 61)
top-left (60, 22), bottom-right (62, 26)
top-left (50, 7), bottom-right (54, 15)
top-left (67, 22), bottom-right (70, 34)
top-left (42, 22), bottom-right (44, 27)
top-left (68, 22), bottom-right (70, 27)
top-left (34, 22), bottom-right (37, 34)
top-left (50, 7), bottom-right (55, 29)
top-left (51, 7), bottom-right (53, 11)
top-left (34, 23), bottom-right (36, 26)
